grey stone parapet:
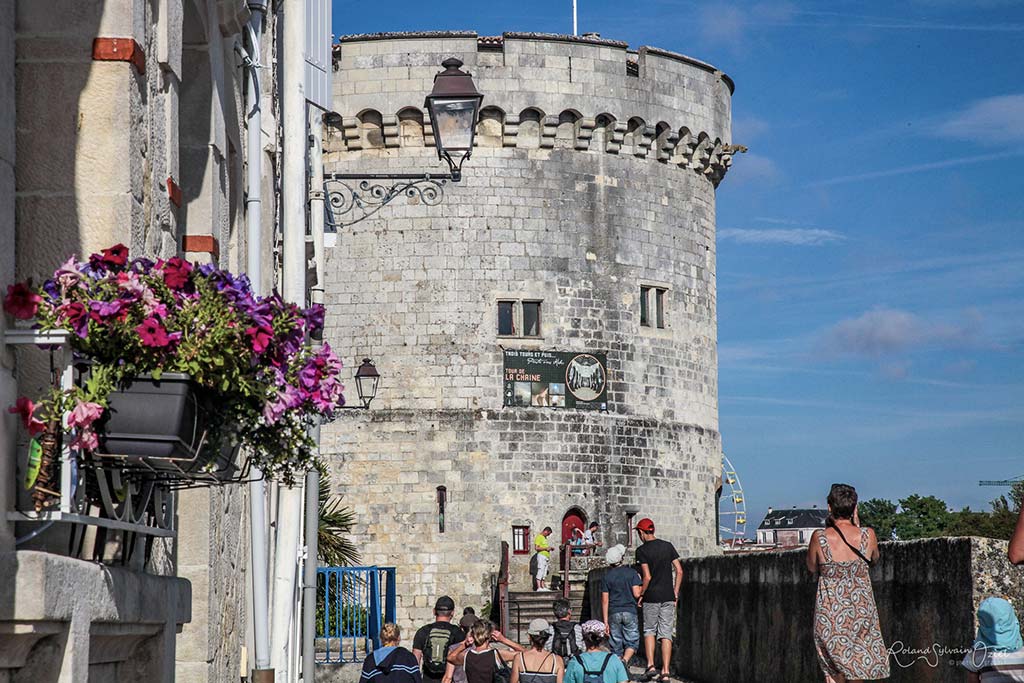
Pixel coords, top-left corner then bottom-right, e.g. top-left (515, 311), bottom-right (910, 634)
top-left (330, 30), bottom-right (737, 186)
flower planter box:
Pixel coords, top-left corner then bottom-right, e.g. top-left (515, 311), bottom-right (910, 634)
top-left (95, 373), bottom-right (235, 478)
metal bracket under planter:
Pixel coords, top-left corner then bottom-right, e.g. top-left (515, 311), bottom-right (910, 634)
top-left (94, 372), bottom-right (241, 484)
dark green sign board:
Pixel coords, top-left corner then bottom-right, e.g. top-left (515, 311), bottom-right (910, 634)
top-left (503, 349), bottom-right (608, 411)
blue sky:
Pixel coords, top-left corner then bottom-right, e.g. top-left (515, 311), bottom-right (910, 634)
top-left (332, 1), bottom-right (1024, 532)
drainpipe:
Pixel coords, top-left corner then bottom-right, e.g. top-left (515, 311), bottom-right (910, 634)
top-left (272, 0), bottom-right (308, 677)
top-left (300, 110), bottom-right (325, 681)
top-left (240, 2), bottom-right (273, 680)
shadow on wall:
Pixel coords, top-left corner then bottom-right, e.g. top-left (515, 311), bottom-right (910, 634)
top-left (671, 537), bottom-right (1024, 683)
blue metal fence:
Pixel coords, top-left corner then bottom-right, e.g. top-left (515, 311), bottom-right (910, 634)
top-left (317, 566), bottom-right (397, 664)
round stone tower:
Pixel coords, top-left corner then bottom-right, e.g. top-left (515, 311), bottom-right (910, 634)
top-left (321, 31), bottom-right (734, 628)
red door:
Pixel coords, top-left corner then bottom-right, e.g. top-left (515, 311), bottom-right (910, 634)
top-left (561, 509), bottom-right (586, 547)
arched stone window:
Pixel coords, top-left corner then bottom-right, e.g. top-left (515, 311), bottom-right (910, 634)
top-left (555, 110), bottom-right (581, 149)
top-left (592, 113), bottom-right (616, 153)
top-left (517, 108), bottom-right (543, 149)
top-left (626, 117), bottom-right (647, 156)
top-left (476, 106), bottom-right (505, 148)
top-left (397, 107), bottom-right (424, 147)
top-left (357, 109), bottom-right (384, 149)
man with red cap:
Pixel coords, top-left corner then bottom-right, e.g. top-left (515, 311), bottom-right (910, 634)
top-left (634, 518), bottom-right (682, 683)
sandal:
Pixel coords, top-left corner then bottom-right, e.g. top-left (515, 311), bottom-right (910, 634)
top-left (658, 674), bottom-right (671, 683)
top-left (642, 667), bottom-right (658, 682)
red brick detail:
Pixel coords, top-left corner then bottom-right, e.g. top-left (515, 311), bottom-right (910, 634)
top-left (92, 37), bottom-right (145, 75)
top-left (182, 235), bottom-right (220, 260)
top-left (165, 176), bottom-right (182, 207)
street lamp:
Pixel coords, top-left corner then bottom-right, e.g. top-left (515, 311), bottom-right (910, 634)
top-left (323, 57), bottom-right (485, 229)
top-left (424, 58), bottom-right (484, 182)
top-left (353, 358), bottom-right (380, 409)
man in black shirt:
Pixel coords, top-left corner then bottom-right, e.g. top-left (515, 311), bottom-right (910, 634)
top-left (412, 596), bottom-right (466, 683)
top-left (634, 518), bottom-right (682, 683)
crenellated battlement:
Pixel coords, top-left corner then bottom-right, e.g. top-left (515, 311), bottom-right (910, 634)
top-left (329, 31), bottom-right (736, 186)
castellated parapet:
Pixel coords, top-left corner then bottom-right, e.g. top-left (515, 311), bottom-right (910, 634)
top-left (321, 31), bottom-right (733, 630)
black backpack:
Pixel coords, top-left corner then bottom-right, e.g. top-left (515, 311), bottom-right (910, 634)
top-left (573, 654), bottom-right (613, 683)
top-left (550, 621), bottom-right (580, 657)
top-left (423, 625), bottom-right (453, 677)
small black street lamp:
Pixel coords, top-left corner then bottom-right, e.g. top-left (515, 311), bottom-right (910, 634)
top-left (353, 358), bottom-right (380, 409)
top-left (424, 58), bottom-right (484, 182)
top-left (323, 57), bottom-right (485, 229)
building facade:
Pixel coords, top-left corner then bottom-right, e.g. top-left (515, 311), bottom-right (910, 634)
top-left (756, 507), bottom-right (829, 548)
top-left (2, 1), bottom-right (280, 680)
top-left (322, 31), bottom-right (735, 629)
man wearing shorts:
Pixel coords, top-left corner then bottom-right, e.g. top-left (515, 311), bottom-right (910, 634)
top-left (634, 518), bottom-right (682, 683)
top-left (533, 526), bottom-right (554, 591)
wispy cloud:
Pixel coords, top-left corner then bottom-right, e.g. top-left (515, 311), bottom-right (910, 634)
top-left (732, 114), bottom-right (770, 141)
top-left (719, 227), bottom-right (844, 246)
top-left (817, 308), bottom-right (979, 357)
top-left (932, 94), bottom-right (1024, 144)
top-left (804, 150), bottom-right (1024, 187)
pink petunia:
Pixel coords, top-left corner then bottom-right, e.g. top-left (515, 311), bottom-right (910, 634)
top-left (136, 317), bottom-right (172, 347)
top-left (57, 301), bottom-right (89, 338)
top-left (9, 396), bottom-right (46, 436)
top-left (246, 325), bottom-right (274, 354)
top-left (3, 283), bottom-right (42, 320)
top-left (70, 430), bottom-right (99, 452)
top-left (162, 257), bottom-right (193, 289)
top-left (54, 256), bottom-right (82, 293)
top-left (67, 401), bottom-right (104, 430)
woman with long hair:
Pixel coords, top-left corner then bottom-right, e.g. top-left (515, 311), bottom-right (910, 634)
top-left (806, 483), bottom-right (890, 682)
top-left (447, 619), bottom-right (524, 683)
top-left (512, 619), bottom-right (564, 683)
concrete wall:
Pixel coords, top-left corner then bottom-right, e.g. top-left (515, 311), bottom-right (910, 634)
top-left (322, 31), bottom-right (734, 633)
top-left (673, 537), bottom-right (1024, 683)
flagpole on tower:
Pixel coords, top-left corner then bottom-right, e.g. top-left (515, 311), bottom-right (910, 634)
top-left (573, 0), bottom-right (578, 35)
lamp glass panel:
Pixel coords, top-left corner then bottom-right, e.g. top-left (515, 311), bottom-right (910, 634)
top-left (355, 374), bottom-right (379, 405)
top-left (431, 98), bottom-right (477, 151)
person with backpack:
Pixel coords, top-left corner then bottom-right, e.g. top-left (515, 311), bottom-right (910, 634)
top-left (360, 623), bottom-right (422, 683)
top-left (414, 596), bottom-right (467, 683)
top-left (545, 598), bottom-right (584, 660)
top-left (600, 544), bottom-right (641, 665)
top-left (442, 614), bottom-right (482, 683)
top-left (446, 619), bottom-right (524, 683)
top-left (563, 621), bottom-right (629, 683)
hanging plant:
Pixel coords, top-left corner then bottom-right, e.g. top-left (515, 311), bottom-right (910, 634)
top-left (4, 244), bottom-right (344, 484)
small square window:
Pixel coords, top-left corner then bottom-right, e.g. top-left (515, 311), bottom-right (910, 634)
top-left (655, 288), bottom-right (667, 329)
top-left (498, 301), bottom-right (515, 336)
top-left (639, 286), bottom-right (650, 327)
top-left (522, 301), bottom-right (541, 337)
top-left (512, 525), bottom-right (531, 554)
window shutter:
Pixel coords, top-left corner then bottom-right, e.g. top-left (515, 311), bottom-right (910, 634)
top-left (304, 0), bottom-right (332, 110)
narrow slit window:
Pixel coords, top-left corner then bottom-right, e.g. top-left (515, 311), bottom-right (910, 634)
top-left (655, 288), bottom-right (667, 329)
top-left (498, 301), bottom-right (515, 336)
top-left (522, 301), bottom-right (541, 337)
top-left (640, 286), bottom-right (651, 327)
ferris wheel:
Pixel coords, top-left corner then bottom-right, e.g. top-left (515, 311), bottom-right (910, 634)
top-left (719, 454), bottom-right (747, 545)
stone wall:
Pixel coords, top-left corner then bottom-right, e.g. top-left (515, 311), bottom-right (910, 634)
top-left (673, 537), bottom-right (1024, 683)
top-left (322, 31), bottom-right (733, 633)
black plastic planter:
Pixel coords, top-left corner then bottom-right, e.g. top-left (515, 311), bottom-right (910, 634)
top-left (98, 372), bottom-right (204, 462)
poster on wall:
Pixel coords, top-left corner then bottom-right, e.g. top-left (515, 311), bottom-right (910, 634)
top-left (503, 349), bottom-right (608, 411)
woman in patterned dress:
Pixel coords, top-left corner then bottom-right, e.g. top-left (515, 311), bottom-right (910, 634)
top-left (806, 483), bottom-right (890, 682)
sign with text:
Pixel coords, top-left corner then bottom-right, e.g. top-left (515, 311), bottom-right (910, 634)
top-left (503, 349), bottom-right (608, 411)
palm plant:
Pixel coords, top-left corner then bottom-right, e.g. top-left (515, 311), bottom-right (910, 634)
top-left (316, 461), bottom-right (360, 566)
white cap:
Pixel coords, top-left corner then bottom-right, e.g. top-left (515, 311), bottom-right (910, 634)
top-left (606, 544), bottom-right (626, 565)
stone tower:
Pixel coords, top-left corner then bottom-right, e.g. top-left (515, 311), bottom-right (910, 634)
top-left (321, 31), bottom-right (734, 628)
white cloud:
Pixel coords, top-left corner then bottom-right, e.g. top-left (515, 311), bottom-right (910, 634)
top-left (732, 114), bottom-right (770, 141)
top-left (804, 150), bottom-right (1024, 187)
top-left (719, 228), bottom-right (844, 246)
top-left (818, 308), bottom-right (977, 357)
top-left (933, 94), bottom-right (1024, 144)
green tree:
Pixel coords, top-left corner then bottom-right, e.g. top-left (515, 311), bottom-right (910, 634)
top-left (894, 495), bottom-right (951, 540)
top-left (316, 461), bottom-right (360, 567)
top-left (858, 498), bottom-right (898, 540)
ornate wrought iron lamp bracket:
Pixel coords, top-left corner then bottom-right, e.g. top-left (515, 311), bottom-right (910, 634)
top-left (323, 172), bottom-right (455, 230)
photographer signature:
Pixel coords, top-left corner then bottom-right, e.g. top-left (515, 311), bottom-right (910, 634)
top-left (888, 641), bottom-right (982, 668)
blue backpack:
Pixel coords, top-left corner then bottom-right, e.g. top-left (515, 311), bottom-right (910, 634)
top-left (573, 654), bottom-right (613, 683)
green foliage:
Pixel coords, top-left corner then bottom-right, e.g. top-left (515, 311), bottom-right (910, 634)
top-left (317, 461), bottom-right (360, 567)
top-left (894, 495), bottom-right (952, 539)
top-left (859, 498), bottom-right (898, 540)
